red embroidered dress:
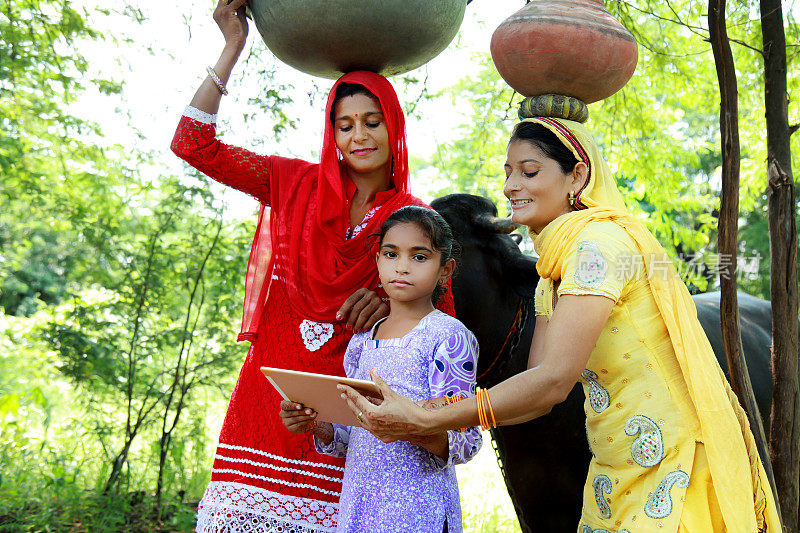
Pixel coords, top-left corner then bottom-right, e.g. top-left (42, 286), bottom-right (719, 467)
top-left (171, 74), bottom-right (453, 533)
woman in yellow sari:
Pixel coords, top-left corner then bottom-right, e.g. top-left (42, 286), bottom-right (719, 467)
top-left (340, 117), bottom-right (782, 532)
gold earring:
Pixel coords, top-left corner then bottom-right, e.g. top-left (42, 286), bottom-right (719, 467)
top-left (568, 191), bottom-right (576, 207)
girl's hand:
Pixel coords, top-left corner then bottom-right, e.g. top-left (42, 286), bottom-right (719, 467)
top-left (279, 400), bottom-right (318, 433)
top-left (337, 288), bottom-right (389, 334)
top-left (338, 370), bottom-right (436, 443)
top-left (213, 0), bottom-right (249, 52)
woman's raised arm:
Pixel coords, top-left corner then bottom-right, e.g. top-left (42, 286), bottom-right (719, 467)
top-left (171, 0), bottom-right (275, 205)
top-left (190, 0), bottom-right (249, 115)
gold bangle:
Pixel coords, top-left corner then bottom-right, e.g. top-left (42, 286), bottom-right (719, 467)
top-left (206, 66), bottom-right (228, 96)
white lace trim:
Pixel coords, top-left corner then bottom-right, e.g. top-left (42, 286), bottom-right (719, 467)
top-left (183, 105), bottom-right (217, 124)
top-left (217, 443), bottom-right (345, 472)
top-left (346, 206), bottom-right (380, 239)
top-left (215, 454), bottom-right (344, 483)
top-left (197, 481), bottom-right (338, 533)
top-left (211, 469), bottom-right (340, 496)
top-left (299, 320), bottom-right (334, 352)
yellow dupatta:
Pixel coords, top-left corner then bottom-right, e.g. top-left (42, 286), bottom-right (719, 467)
top-left (525, 117), bottom-right (781, 532)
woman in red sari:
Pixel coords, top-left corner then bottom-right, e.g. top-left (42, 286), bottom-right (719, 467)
top-left (170, 1), bottom-right (454, 531)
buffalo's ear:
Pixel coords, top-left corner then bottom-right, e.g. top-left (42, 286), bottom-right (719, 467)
top-left (503, 254), bottom-right (540, 299)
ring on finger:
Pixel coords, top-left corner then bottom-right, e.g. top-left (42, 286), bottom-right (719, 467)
top-left (357, 411), bottom-right (363, 424)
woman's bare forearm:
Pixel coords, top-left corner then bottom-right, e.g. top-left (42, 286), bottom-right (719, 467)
top-left (425, 367), bottom-right (570, 433)
top-left (189, 43), bottom-right (244, 115)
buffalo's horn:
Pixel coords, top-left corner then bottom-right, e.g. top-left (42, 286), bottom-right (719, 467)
top-left (474, 214), bottom-right (519, 234)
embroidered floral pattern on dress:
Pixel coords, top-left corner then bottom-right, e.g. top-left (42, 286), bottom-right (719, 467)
top-left (582, 369), bottom-right (611, 413)
top-left (196, 481), bottom-right (338, 533)
top-left (643, 470), bottom-right (690, 519)
top-left (593, 474), bottom-right (613, 519)
top-left (299, 320), bottom-right (334, 352)
top-left (574, 241), bottom-right (608, 289)
top-left (346, 206), bottom-right (380, 239)
top-left (624, 414), bottom-right (664, 468)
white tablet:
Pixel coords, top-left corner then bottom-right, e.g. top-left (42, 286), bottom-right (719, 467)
top-left (261, 367), bottom-right (383, 427)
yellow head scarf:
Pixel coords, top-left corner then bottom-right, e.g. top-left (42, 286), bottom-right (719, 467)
top-left (522, 117), bottom-right (780, 532)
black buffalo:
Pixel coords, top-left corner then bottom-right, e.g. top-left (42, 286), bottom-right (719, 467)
top-left (431, 193), bottom-right (782, 532)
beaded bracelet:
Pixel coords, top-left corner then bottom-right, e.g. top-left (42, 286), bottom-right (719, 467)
top-left (206, 66), bottom-right (228, 96)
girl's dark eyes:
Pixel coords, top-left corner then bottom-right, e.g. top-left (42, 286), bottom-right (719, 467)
top-left (382, 251), bottom-right (397, 259)
top-left (412, 254), bottom-right (428, 262)
top-left (366, 121), bottom-right (381, 128)
top-left (524, 171), bottom-right (539, 178)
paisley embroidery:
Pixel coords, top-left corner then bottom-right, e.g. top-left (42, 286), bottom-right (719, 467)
top-left (581, 527), bottom-right (631, 533)
top-left (624, 414), bottom-right (664, 468)
top-left (574, 241), bottom-right (608, 289)
top-left (644, 470), bottom-right (690, 519)
top-left (582, 369), bottom-right (610, 413)
top-left (299, 320), bottom-right (334, 352)
top-left (592, 474), bottom-right (613, 519)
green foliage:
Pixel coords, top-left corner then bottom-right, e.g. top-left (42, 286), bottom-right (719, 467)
top-left (417, 54), bottom-right (516, 206)
top-left (0, 0), bottom-right (252, 528)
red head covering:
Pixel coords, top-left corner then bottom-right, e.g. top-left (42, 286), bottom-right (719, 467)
top-left (238, 71), bottom-right (425, 341)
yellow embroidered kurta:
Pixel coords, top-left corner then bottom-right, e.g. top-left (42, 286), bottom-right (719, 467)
top-left (535, 221), bottom-right (722, 532)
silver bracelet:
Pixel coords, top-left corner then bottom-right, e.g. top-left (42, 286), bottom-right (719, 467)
top-left (206, 66), bottom-right (228, 96)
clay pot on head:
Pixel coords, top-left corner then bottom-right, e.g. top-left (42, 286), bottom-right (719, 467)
top-left (248, 0), bottom-right (467, 79)
top-left (490, 0), bottom-right (638, 108)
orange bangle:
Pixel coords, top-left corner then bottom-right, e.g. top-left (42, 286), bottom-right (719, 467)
top-left (484, 388), bottom-right (497, 429)
top-left (476, 388), bottom-right (488, 430)
top-left (475, 389), bottom-right (482, 429)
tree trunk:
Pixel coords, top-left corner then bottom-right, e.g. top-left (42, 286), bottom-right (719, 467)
top-left (761, 0), bottom-right (800, 528)
top-left (709, 0), bottom-right (779, 506)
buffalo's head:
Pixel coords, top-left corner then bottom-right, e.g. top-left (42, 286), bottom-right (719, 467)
top-left (431, 194), bottom-right (539, 299)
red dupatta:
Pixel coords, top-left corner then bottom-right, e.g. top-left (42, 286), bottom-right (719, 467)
top-left (238, 71), bottom-right (424, 341)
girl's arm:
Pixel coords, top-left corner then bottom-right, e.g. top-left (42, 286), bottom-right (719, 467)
top-left (170, 0), bottom-right (272, 204)
top-left (340, 294), bottom-right (613, 440)
top-left (419, 329), bottom-right (482, 466)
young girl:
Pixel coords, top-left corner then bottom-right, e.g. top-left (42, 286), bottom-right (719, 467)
top-left (279, 206), bottom-right (482, 533)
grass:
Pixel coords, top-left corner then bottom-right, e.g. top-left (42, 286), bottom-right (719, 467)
top-left (457, 433), bottom-right (522, 532)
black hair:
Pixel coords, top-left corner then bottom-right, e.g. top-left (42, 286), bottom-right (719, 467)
top-left (509, 122), bottom-right (579, 174)
top-left (377, 206), bottom-right (457, 305)
top-left (330, 83), bottom-right (380, 123)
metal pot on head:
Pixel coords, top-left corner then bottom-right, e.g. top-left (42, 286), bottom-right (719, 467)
top-left (249, 0), bottom-right (467, 79)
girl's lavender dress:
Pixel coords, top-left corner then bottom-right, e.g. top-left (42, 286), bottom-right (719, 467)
top-left (315, 310), bottom-right (482, 533)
